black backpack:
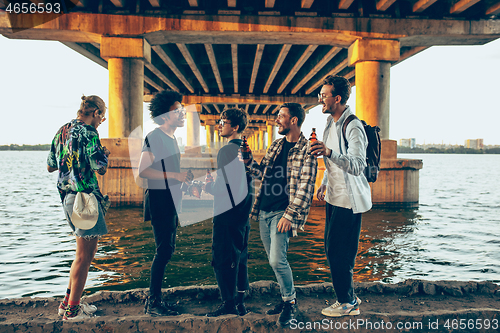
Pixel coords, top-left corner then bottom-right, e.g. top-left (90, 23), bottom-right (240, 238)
top-left (342, 115), bottom-right (381, 183)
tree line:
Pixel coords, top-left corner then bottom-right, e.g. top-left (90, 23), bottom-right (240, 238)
top-left (397, 146), bottom-right (500, 154)
top-left (0, 144), bottom-right (51, 151)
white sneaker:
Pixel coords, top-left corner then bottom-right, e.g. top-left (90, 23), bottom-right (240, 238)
top-left (63, 306), bottom-right (93, 320)
top-left (321, 297), bottom-right (360, 317)
top-left (58, 302), bottom-right (97, 316)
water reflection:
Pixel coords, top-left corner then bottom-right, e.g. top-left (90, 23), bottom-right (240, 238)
top-left (85, 204), bottom-right (422, 295)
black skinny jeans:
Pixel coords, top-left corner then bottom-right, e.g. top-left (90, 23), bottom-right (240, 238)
top-left (147, 189), bottom-right (178, 299)
top-left (324, 203), bottom-right (362, 304)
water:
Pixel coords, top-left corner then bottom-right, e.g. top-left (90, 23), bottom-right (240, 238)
top-left (0, 151), bottom-right (499, 299)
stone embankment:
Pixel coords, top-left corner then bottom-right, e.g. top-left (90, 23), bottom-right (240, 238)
top-left (1, 280), bottom-right (499, 332)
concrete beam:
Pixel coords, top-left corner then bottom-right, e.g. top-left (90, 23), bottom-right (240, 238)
top-left (486, 2), bottom-right (500, 15)
top-left (263, 44), bottom-right (291, 94)
top-left (348, 39), bottom-right (400, 66)
top-left (2, 14), bottom-right (500, 47)
top-left (338, 0), bottom-right (355, 10)
top-left (305, 58), bottom-right (348, 95)
top-left (265, 0), bottom-right (275, 8)
top-left (450, 0), bottom-right (481, 14)
top-left (278, 45), bottom-right (317, 94)
top-left (200, 114), bottom-right (276, 122)
top-left (177, 43), bottom-right (209, 93)
top-left (145, 95), bottom-right (318, 104)
top-left (152, 45), bottom-right (194, 93)
top-left (231, 44), bottom-right (238, 93)
top-left (144, 62), bottom-right (180, 92)
top-left (188, 0), bottom-right (198, 6)
top-left (249, 44), bottom-right (265, 94)
top-left (376, 0), bottom-right (397, 11)
top-left (101, 37), bottom-right (151, 62)
top-left (205, 44), bottom-right (224, 93)
top-left (412, 0), bottom-right (439, 13)
top-left (301, 0), bottom-right (315, 9)
top-left (291, 46), bottom-right (341, 94)
top-left (61, 42), bottom-right (107, 69)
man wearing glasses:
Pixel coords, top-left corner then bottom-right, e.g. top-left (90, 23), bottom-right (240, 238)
top-left (204, 108), bottom-right (253, 317)
top-left (310, 75), bottom-right (372, 317)
top-left (244, 103), bottom-right (317, 327)
top-left (138, 89), bottom-right (192, 316)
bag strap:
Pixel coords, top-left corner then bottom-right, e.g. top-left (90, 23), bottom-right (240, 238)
top-left (221, 166), bottom-right (236, 208)
top-left (342, 114), bottom-right (358, 150)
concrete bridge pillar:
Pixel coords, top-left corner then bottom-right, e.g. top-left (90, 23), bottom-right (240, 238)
top-left (258, 128), bottom-right (265, 152)
top-left (348, 39), bottom-right (423, 207)
top-left (185, 104), bottom-right (202, 156)
top-left (101, 37), bottom-right (149, 138)
top-left (267, 121), bottom-right (275, 147)
top-left (96, 37), bottom-right (151, 207)
top-left (205, 120), bottom-right (216, 152)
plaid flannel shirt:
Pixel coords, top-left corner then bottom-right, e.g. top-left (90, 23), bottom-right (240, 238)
top-left (247, 133), bottom-right (317, 236)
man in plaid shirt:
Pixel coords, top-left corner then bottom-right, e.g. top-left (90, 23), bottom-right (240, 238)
top-left (244, 103), bottom-right (317, 327)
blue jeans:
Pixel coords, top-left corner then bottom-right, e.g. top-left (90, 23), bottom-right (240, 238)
top-left (259, 210), bottom-right (296, 301)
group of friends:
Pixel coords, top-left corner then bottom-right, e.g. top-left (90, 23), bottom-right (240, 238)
top-left (47, 74), bottom-right (372, 327)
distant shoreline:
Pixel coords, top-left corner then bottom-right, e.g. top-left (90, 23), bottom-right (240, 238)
top-left (398, 146), bottom-right (500, 154)
top-left (0, 144), bottom-right (50, 151)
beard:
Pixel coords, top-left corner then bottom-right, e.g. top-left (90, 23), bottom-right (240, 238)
top-left (278, 127), bottom-right (290, 135)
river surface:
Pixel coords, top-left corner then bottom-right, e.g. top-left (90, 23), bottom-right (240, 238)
top-left (0, 152), bottom-right (499, 299)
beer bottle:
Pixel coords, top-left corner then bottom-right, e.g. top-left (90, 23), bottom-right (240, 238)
top-left (309, 128), bottom-right (317, 142)
top-left (241, 136), bottom-right (251, 160)
top-left (205, 168), bottom-right (214, 184)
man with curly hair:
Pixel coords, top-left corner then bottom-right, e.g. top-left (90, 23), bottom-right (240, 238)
top-left (138, 89), bottom-right (192, 316)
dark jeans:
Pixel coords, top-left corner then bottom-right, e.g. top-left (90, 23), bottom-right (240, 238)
top-left (324, 203), bottom-right (362, 304)
top-left (212, 222), bottom-right (250, 302)
top-left (148, 190), bottom-right (178, 299)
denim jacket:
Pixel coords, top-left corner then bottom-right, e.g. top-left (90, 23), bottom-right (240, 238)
top-left (321, 106), bottom-right (372, 214)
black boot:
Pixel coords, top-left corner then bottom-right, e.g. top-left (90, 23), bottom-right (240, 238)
top-left (144, 296), bottom-right (179, 316)
top-left (206, 300), bottom-right (238, 317)
top-left (278, 299), bottom-right (297, 327)
top-left (266, 300), bottom-right (285, 315)
top-left (236, 302), bottom-right (248, 316)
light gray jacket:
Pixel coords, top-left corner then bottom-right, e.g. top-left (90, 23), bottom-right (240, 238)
top-left (321, 106), bottom-right (372, 214)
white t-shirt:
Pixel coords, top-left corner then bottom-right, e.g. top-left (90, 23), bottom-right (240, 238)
top-left (324, 124), bottom-right (352, 209)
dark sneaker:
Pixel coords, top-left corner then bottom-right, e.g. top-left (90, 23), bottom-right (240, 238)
top-left (278, 299), bottom-right (297, 327)
top-left (236, 302), bottom-right (248, 316)
top-left (144, 297), bottom-right (179, 316)
top-left (206, 301), bottom-right (238, 317)
top-left (266, 300), bottom-right (285, 315)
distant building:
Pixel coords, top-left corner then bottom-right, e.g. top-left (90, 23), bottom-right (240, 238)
top-left (399, 138), bottom-right (416, 149)
top-left (465, 139), bottom-right (484, 149)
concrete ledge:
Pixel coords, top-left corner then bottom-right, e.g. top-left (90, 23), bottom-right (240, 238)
top-left (1, 280), bottom-right (498, 332)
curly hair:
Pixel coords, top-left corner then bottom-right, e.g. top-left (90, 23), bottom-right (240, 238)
top-left (221, 107), bottom-right (248, 133)
top-left (322, 75), bottom-right (351, 105)
top-left (149, 89), bottom-right (184, 125)
top-left (280, 103), bottom-right (305, 127)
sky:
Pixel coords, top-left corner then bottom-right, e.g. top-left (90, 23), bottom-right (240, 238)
top-left (1, 34), bottom-right (499, 146)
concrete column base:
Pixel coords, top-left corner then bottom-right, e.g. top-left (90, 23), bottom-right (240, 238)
top-left (371, 140), bottom-right (423, 208)
top-left (96, 138), bottom-right (144, 207)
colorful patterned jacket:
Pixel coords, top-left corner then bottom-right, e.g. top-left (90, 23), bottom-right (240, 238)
top-left (247, 133), bottom-right (317, 236)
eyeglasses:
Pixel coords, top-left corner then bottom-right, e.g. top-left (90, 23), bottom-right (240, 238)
top-left (94, 109), bottom-right (106, 123)
top-left (318, 93), bottom-right (334, 102)
top-left (217, 119), bottom-right (231, 127)
top-left (171, 106), bottom-right (186, 116)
